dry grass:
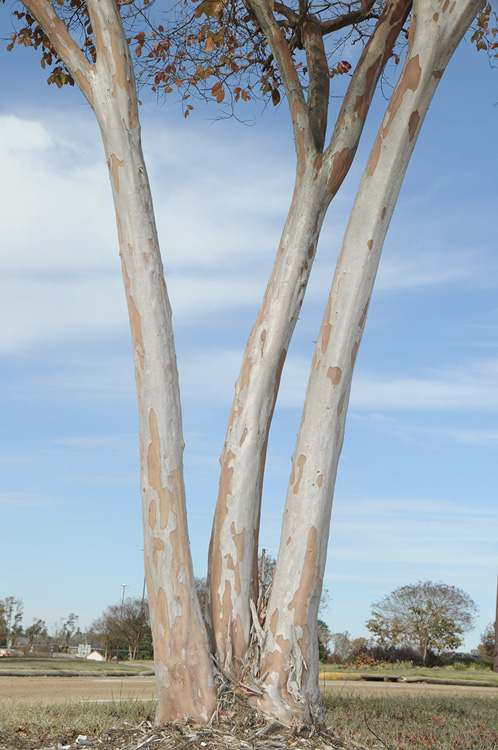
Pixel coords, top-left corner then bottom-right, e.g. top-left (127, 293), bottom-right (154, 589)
top-left (0, 691), bottom-right (497, 749)
top-left (323, 692), bottom-right (498, 749)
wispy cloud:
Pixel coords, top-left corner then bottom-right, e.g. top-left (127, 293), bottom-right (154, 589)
top-left (0, 492), bottom-right (67, 508)
top-left (351, 358), bottom-right (498, 411)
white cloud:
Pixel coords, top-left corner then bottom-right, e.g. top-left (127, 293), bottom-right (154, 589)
top-left (351, 358), bottom-right (498, 411)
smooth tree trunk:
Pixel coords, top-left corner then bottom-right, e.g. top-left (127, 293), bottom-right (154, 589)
top-left (256, 0), bottom-right (483, 723)
top-left (208, 0), bottom-right (411, 674)
top-left (21, 0), bottom-right (217, 724)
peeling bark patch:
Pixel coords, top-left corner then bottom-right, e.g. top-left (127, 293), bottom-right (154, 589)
top-left (327, 366), bottom-right (342, 385)
top-left (147, 409), bottom-right (182, 531)
top-left (381, 207), bottom-right (387, 220)
top-left (442, 0), bottom-right (450, 10)
top-left (433, 70), bottom-right (444, 80)
top-left (239, 355), bottom-right (253, 391)
top-left (367, 240), bottom-right (373, 251)
top-left (354, 59), bottom-right (381, 122)
top-left (128, 244), bottom-right (133, 256)
top-left (433, 12), bottom-right (439, 21)
top-left (239, 428), bottom-right (248, 447)
top-left (297, 131), bottom-right (306, 178)
top-left (109, 153), bottom-right (125, 193)
top-left (228, 521), bottom-right (246, 597)
top-left (368, 55), bottom-right (421, 177)
top-left (408, 110), bottom-right (420, 142)
top-left (152, 537), bottom-right (164, 568)
top-left (293, 454), bottom-right (307, 495)
top-left (148, 499), bottom-right (157, 529)
top-left (351, 341), bottom-right (359, 365)
top-left (286, 536), bottom-right (292, 546)
top-left (317, 474), bottom-right (324, 488)
top-left (126, 293), bottom-right (144, 369)
top-left (269, 608), bottom-right (279, 637)
top-left (149, 238), bottom-right (156, 254)
top-left (359, 300), bottom-right (370, 330)
top-left (337, 392), bottom-right (347, 416)
top-left (320, 297), bottom-right (332, 354)
top-left (143, 253), bottom-right (149, 264)
top-left (286, 526), bottom-right (319, 661)
top-left (328, 148), bottom-right (352, 195)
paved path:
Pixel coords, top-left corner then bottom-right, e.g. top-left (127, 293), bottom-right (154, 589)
top-left (0, 676), bottom-right (497, 704)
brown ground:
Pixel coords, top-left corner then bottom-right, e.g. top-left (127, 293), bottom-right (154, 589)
top-left (1, 675), bottom-right (497, 705)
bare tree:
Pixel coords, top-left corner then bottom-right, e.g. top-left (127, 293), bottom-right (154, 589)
top-left (6, 0), bottom-right (489, 725)
top-left (92, 597), bottom-right (150, 660)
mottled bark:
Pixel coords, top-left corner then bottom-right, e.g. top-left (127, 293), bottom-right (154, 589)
top-left (257, 0), bottom-right (483, 723)
top-left (21, 0), bottom-right (217, 724)
top-left (208, 0), bottom-right (411, 676)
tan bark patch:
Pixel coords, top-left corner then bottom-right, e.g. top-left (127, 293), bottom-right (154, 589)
top-left (148, 500), bottom-right (157, 529)
top-left (327, 148), bottom-right (352, 195)
top-left (367, 239), bottom-right (373, 251)
top-left (337, 392), bottom-right (346, 415)
top-left (109, 153), bottom-right (125, 193)
top-left (149, 238), bottom-right (156, 254)
top-left (354, 59), bottom-right (381, 122)
top-left (408, 110), bottom-right (420, 142)
top-left (351, 341), bottom-right (359, 365)
top-left (359, 299), bottom-right (370, 330)
top-left (327, 366), bottom-right (342, 385)
top-left (286, 526), bottom-right (319, 662)
top-left (239, 428), bottom-right (248, 447)
top-left (293, 454), bottom-right (307, 495)
top-left (320, 297), bottom-right (332, 354)
top-left (381, 207), bottom-right (387, 219)
top-left (147, 409), bottom-right (183, 531)
top-left (317, 474), bottom-right (324, 488)
top-left (152, 537), bottom-right (164, 568)
top-left (239, 355), bottom-right (253, 391)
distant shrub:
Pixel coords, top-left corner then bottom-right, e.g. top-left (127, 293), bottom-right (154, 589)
top-left (348, 644), bottom-right (440, 668)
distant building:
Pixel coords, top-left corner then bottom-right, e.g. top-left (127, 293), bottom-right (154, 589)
top-left (87, 650), bottom-right (105, 661)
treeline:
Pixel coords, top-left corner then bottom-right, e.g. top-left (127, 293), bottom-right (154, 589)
top-left (0, 595), bottom-right (152, 661)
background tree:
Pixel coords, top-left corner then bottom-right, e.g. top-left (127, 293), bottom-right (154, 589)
top-left (475, 622), bottom-right (495, 659)
top-left (5, 0), bottom-right (491, 725)
top-left (93, 597), bottom-right (150, 660)
top-left (25, 618), bottom-right (49, 647)
top-left (367, 581), bottom-right (478, 666)
top-left (0, 597), bottom-right (24, 649)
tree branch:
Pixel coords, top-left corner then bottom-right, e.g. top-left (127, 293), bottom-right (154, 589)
top-left (302, 19), bottom-right (329, 151)
top-left (20, 0), bottom-right (93, 104)
top-left (242, 0), bottom-right (313, 160)
top-left (321, 0), bottom-right (377, 35)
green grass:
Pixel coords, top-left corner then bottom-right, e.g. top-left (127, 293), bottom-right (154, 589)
top-left (323, 693), bottom-right (498, 749)
top-left (0, 656), bottom-right (153, 674)
top-left (320, 663), bottom-right (498, 684)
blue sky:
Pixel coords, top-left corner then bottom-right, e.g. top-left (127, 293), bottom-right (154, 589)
top-left (0, 11), bottom-right (497, 650)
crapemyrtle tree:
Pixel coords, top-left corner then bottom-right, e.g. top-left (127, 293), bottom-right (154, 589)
top-left (367, 581), bottom-right (478, 665)
top-left (4, 0), bottom-right (494, 725)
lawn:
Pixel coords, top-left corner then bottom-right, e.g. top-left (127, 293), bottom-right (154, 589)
top-left (0, 656), bottom-right (153, 675)
top-left (320, 662), bottom-right (498, 685)
top-left (0, 694), bottom-right (497, 749)
top-left (323, 693), bottom-right (498, 749)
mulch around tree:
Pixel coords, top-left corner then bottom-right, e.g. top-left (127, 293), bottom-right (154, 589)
top-left (0, 720), bottom-right (366, 750)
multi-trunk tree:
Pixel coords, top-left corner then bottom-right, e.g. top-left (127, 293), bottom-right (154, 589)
top-left (6, 0), bottom-right (493, 726)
